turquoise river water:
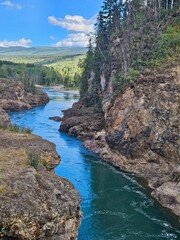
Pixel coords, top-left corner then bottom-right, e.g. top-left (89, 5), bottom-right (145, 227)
top-left (10, 88), bottom-right (180, 240)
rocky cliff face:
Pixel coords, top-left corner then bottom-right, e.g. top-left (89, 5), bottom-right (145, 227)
top-left (60, 66), bottom-right (180, 220)
top-left (0, 130), bottom-right (81, 240)
top-left (0, 79), bottom-right (49, 111)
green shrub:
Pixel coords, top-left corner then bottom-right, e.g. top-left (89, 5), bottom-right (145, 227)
top-left (126, 68), bottom-right (140, 82)
top-left (113, 68), bottom-right (140, 95)
top-left (150, 21), bottom-right (180, 66)
top-left (28, 153), bottom-right (40, 170)
top-left (113, 74), bottom-right (127, 94)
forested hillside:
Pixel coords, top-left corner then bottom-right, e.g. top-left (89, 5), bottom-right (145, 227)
top-left (80, 0), bottom-right (179, 106)
top-left (0, 46), bottom-right (86, 56)
top-left (0, 57), bottom-right (83, 89)
top-left (0, 47), bottom-right (86, 89)
top-left (0, 60), bottom-right (61, 92)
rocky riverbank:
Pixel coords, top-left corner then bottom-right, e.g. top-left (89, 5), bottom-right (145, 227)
top-left (0, 130), bottom-right (81, 240)
top-left (0, 79), bottom-right (49, 111)
top-left (0, 80), bottom-right (82, 239)
top-left (60, 66), bottom-right (180, 220)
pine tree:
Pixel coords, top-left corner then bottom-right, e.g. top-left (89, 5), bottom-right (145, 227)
top-left (95, 10), bottom-right (108, 61)
top-left (80, 38), bottom-right (94, 96)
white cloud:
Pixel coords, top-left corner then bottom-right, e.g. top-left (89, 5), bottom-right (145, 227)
top-left (50, 36), bottom-right (55, 40)
top-left (0, 38), bottom-right (32, 48)
top-left (53, 33), bottom-right (91, 48)
top-left (48, 15), bottom-right (95, 33)
top-left (0, 1), bottom-right (22, 10)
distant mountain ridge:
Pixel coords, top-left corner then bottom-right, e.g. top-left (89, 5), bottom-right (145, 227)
top-left (0, 46), bottom-right (87, 56)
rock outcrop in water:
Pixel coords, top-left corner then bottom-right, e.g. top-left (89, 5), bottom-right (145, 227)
top-left (61, 103), bottom-right (105, 140)
top-left (49, 116), bottom-right (62, 122)
top-left (60, 66), bottom-right (180, 220)
top-left (0, 79), bottom-right (49, 111)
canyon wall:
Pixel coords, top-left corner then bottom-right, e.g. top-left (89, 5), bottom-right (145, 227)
top-left (60, 66), bottom-right (180, 220)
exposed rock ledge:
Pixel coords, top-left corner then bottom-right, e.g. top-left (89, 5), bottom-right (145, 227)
top-left (60, 67), bottom-right (180, 220)
top-left (0, 130), bottom-right (81, 240)
top-left (0, 79), bottom-right (49, 111)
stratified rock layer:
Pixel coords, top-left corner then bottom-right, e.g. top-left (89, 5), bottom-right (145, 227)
top-left (0, 79), bottom-right (49, 111)
top-left (0, 130), bottom-right (81, 240)
top-left (60, 67), bottom-right (180, 220)
top-left (60, 102), bottom-right (105, 140)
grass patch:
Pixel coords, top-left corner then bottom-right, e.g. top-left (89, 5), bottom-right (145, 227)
top-left (0, 185), bottom-right (6, 194)
top-left (0, 169), bottom-right (6, 178)
top-left (9, 124), bottom-right (32, 134)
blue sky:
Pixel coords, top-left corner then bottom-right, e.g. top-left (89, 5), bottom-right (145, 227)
top-left (0, 0), bottom-right (102, 47)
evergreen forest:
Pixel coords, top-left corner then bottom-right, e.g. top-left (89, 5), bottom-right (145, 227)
top-left (80, 0), bottom-right (179, 106)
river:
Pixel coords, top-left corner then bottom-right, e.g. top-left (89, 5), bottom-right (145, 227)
top-left (10, 88), bottom-right (180, 240)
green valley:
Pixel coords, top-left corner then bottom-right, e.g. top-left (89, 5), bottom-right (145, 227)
top-left (0, 47), bottom-right (86, 89)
